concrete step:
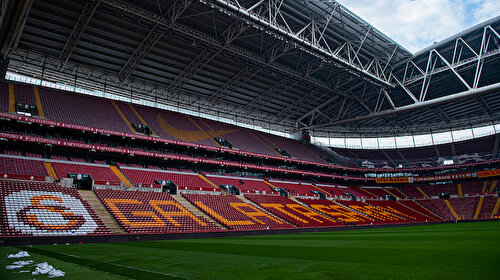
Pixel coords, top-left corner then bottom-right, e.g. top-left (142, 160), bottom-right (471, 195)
top-left (171, 194), bottom-right (227, 230)
top-left (78, 190), bottom-right (125, 233)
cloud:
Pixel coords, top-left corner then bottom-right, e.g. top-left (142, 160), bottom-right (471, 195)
top-left (335, 0), bottom-right (499, 53)
top-left (471, 0), bottom-right (499, 22)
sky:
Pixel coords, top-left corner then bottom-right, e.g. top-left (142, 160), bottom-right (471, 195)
top-left (335, 0), bottom-right (499, 53)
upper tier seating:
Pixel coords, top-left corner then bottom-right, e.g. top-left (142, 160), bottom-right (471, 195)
top-left (0, 82), bottom-right (332, 164)
top-left (0, 83), bottom-right (8, 112)
top-left (0, 179), bottom-right (110, 236)
top-left (418, 199), bottom-right (455, 220)
top-left (336, 200), bottom-right (408, 224)
top-left (244, 195), bottom-right (343, 227)
top-left (40, 88), bottom-right (130, 132)
top-left (130, 105), bottom-right (218, 146)
top-left (0, 156), bottom-right (48, 179)
top-left (94, 189), bottom-right (219, 234)
top-left (120, 167), bottom-right (218, 192)
top-left (493, 198), bottom-right (500, 219)
top-left (257, 133), bottom-right (325, 163)
top-left (267, 180), bottom-right (325, 198)
top-left (333, 134), bottom-right (496, 167)
top-left (182, 193), bottom-right (291, 230)
top-left (14, 84), bottom-right (35, 105)
top-left (367, 200), bottom-right (425, 222)
top-left (205, 174), bottom-right (278, 194)
top-left (297, 198), bottom-right (374, 225)
top-left (51, 162), bottom-right (121, 186)
top-left (449, 197), bottom-right (480, 220)
top-left (197, 118), bottom-right (285, 156)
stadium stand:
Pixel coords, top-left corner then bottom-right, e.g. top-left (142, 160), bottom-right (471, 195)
top-left (360, 187), bottom-right (389, 198)
top-left (40, 88), bottom-right (130, 132)
top-left (0, 155), bottom-right (48, 179)
top-left (351, 187), bottom-right (378, 199)
top-left (460, 181), bottom-right (486, 196)
top-left (335, 134), bottom-right (497, 168)
top-left (397, 186), bottom-right (427, 199)
top-left (181, 193), bottom-right (291, 230)
top-left (0, 179), bottom-right (110, 236)
top-left (205, 174), bottom-right (277, 194)
top-left (120, 167), bottom-right (219, 192)
top-left (0, 83), bottom-right (8, 112)
top-left (477, 196), bottom-right (498, 219)
top-left (312, 184), bottom-right (347, 197)
top-left (367, 200), bottom-right (425, 222)
top-left (14, 84), bottom-right (35, 105)
top-left (336, 200), bottom-right (409, 224)
top-left (4, 82), bottom-right (333, 164)
top-left (51, 162), bottom-right (122, 186)
top-left (419, 184), bottom-right (459, 197)
top-left (417, 199), bottom-right (455, 221)
top-left (448, 197), bottom-right (479, 220)
top-left (94, 189), bottom-right (219, 234)
top-left (266, 180), bottom-right (326, 197)
top-left (397, 200), bottom-right (443, 221)
top-left (245, 194), bottom-right (343, 227)
top-left (298, 198), bottom-right (374, 225)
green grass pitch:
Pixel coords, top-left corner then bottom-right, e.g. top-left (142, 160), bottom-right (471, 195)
top-left (1, 221), bottom-right (499, 279)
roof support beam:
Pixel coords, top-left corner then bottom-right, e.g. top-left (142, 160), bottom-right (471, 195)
top-left (104, 0), bottom-right (370, 113)
top-left (109, 0), bottom-right (193, 82)
top-left (206, 0), bottom-right (394, 87)
top-left (239, 60), bottom-right (326, 114)
top-left (300, 82), bottom-right (500, 130)
top-left (0, 0), bottom-right (33, 59)
top-left (207, 41), bottom-right (292, 105)
top-left (59, 0), bottom-right (101, 70)
top-left (167, 19), bottom-right (251, 98)
top-left (390, 25), bottom-right (500, 103)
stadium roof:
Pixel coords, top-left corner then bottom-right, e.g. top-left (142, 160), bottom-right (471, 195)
top-left (1, 0), bottom-right (500, 137)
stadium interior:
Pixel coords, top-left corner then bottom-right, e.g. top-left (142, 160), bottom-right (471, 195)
top-left (0, 0), bottom-right (499, 245)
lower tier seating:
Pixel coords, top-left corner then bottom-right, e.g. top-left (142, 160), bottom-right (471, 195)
top-left (94, 189), bottom-right (219, 234)
top-left (0, 179), bottom-right (110, 236)
top-left (449, 197), bottom-right (479, 220)
top-left (397, 200), bottom-right (443, 221)
top-left (477, 196), bottom-right (497, 220)
top-left (366, 200), bottom-right (426, 222)
top-left (418, 199), bottom-right (455, 220)
top-left (244, 195), bottom-right (343, 227)
top-left (182, 193), bottom-right (292, 230)
top-left (298, 198), bottom-right (374, 225)
top-left (336, 200), bottom-right (406, 224)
